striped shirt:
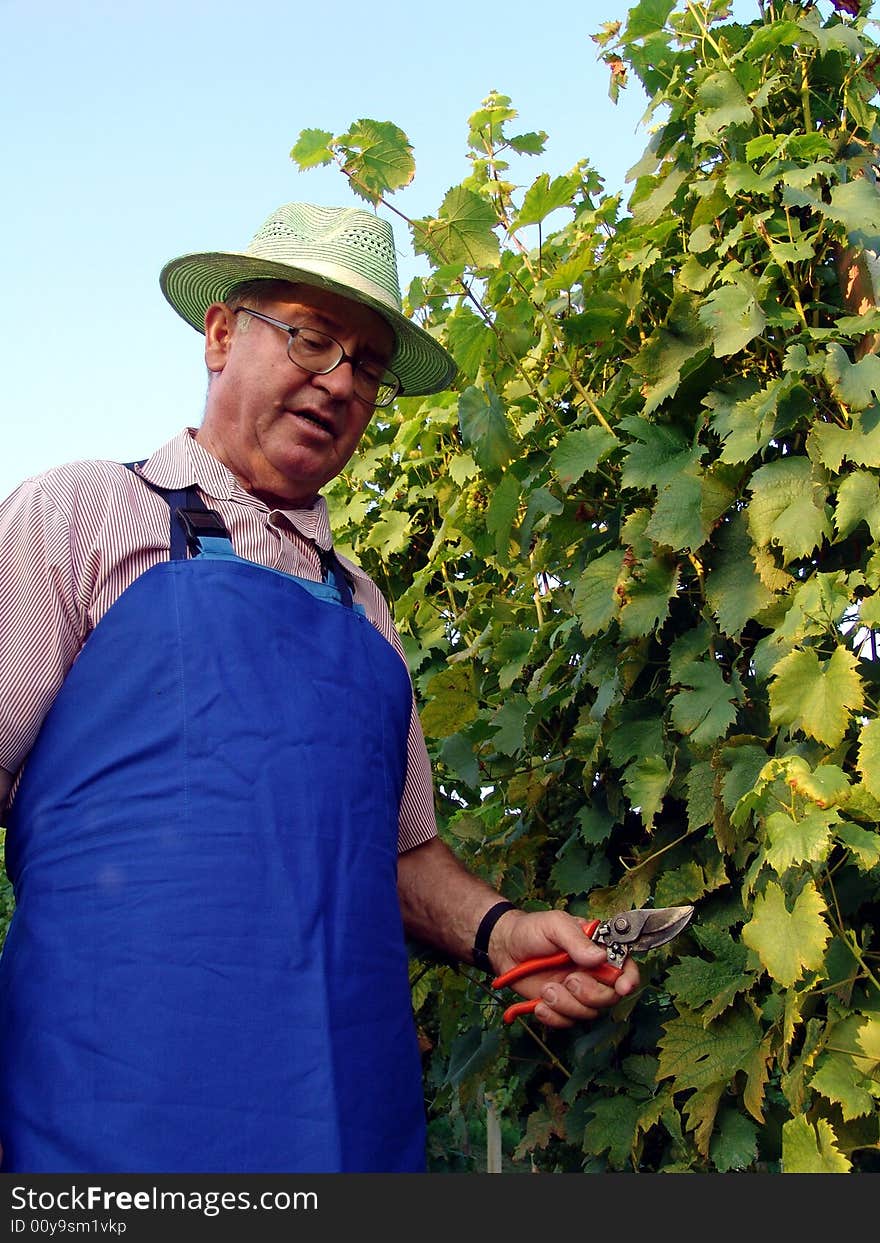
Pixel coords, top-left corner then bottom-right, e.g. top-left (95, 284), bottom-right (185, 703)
top-left (0, 428), bottom-right (437, 852)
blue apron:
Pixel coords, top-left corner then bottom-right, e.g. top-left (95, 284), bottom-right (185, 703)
top-left (0, 482), bottom-right (426, 1172)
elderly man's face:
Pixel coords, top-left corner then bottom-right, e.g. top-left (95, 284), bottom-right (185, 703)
top-left (199, 283), bottom-right (395, 508)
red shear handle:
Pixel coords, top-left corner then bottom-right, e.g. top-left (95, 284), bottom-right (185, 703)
top-left (491, 919), bottom-right (622, 1024)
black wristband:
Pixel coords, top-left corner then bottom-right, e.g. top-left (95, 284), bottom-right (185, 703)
top-left (471, 900), bottom-right (516, 974)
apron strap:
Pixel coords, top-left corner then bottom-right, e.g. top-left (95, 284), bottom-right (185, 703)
top-left (123, 461), bottom-right (355, 607)
top-left (124, 461), bottom-right (232, 560)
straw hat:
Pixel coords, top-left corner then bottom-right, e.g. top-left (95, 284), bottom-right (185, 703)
top-left (160, 202), bottom-right (457, 397)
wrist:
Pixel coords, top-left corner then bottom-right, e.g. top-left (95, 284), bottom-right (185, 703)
top-left (471, 900), bottom-right (517, 973)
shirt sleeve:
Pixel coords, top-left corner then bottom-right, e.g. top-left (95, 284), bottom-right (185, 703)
top-left (0, 476), bottom-right (85, 777)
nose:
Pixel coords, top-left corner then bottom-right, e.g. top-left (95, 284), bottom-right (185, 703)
top-left (313, 355), bottom-right (357, 402)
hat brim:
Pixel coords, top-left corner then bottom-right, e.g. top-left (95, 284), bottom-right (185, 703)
top-left (160, 251), bottom-right (458, 398)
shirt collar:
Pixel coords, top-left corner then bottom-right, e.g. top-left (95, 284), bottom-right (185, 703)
top-left (139, 428), bottom-right (334, 549)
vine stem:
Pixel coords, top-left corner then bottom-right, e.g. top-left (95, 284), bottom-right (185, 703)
top-left (472, 974), bottom-right (571, 1078)
top-left (512, 1017), bottom-right (572, 1078)
top-left (620, 824), bottom-right (701, 874)
top-left (685, 2), bottom-right (730, 66)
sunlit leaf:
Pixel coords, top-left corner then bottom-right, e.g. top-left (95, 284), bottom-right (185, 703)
top-left (781, 1116), bottom-right (852, 1173)
top-left (513, 172), bottom-right (580, 228)
top-left (414, 186), bottom-right (500, 267)
top-left (289, 127), bottom-right (334, 169)
top-left (741, 881), bottom-right (830, 987)
top-left (747, 456), bottom-right (831, 562)
top-left (769, 645), bottom-right (864, 748)
top-left (336, 118), bottom-right (415, 202)
top-left (698, 283), bottom-right (767, 358)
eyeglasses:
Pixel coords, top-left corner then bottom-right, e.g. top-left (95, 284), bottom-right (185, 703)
top-left (234, 306), bottom-right (401, 408)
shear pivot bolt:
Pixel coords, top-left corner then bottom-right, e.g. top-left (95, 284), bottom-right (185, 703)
top-left (613, 916), bottom-right (630, 933)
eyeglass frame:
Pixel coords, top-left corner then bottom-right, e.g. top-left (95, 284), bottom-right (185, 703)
top-left (232, 305), bottom-right (402, 408)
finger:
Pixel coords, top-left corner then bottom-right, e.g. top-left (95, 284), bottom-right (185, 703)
top-left (614, 958), bottom-right (641, 996)
top-left (531, 997), bottom-right (599, 1029)
top-left (531, 975), bottom-right (616, 1027)
top-left (561, 971), bottom-right (620, 1011)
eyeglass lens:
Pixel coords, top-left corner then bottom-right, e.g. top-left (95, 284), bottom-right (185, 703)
top-left (287, 328), bottom-right (398, 407)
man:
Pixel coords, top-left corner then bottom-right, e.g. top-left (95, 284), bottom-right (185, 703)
top-left (0, 203), bottom-right (638, 1173)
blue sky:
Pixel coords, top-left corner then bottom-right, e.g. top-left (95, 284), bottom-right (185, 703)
top-left (2, 0), bottom-right (759, 498)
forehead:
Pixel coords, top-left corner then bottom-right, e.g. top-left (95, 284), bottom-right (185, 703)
top-left (265, 282), bottom-right (395, 357)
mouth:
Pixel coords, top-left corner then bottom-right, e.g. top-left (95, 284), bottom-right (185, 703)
top-left (288, 407), bottom-right (336, 437)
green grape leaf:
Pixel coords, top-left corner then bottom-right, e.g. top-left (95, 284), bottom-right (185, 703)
top-left (826, 177), bottom-right (880, 248)
top-left (619, 417), bottom-right (694, 490)
top-left (489, 694), bottom-right (530, 756)
top-left (742, 20), bottom-right (804, 58)
top-left (698, 283), bottom-right (766, 358)
top-left (445, 308), bottom-right (494, 381)
top-left (337, 119), bottom-right (415, 202)
top-left (764, 808), bottom-right (836, 875)
top-left (664, 932), bottom-right (751, 1020)
top-left (741, 881), bottom-right (830, 987)
top-left (519, 486), bottom-right (564, 556)
top-left (507, 131), bottom-right (548, 155)
top-left (624, 0), bottom-right (677, 40)
top-left (810, 1052), bottom-right (876, 1121)
top-left (705, 512), bottom-right (776, 636)
top-left (709, 1108), bottom-right (759, 1172)
top-left (420, 665), bottom-right (479, 739)
top-left (857, 716), bottom-right (880, 801)
top-left (550, 842), bottom-right (611, 898)
top-left (809, 409), bottom-right (880, 471)
top-left (513, 172), bottom-right (580, 228)
top-left (582, 1094), bottom-right (642, 1169)
top-left (630, 165), bottom-right (689, 228)
top-left (449, 452), bottom-right (479, 487)
top-left (618, 557), bottom-right (679, 639)
top-left (835, 821), bottom-right (880, 872)
top-left (657, 1005), bottom-right (763, 1093)
top-left (574, 549), bottom-right (626, 637)
top-left (458, 385), bottom-right (515, 475)
top-left (781, 1116), bottom-right (852, 1173)
top-left (551, 426), bottom-right (618, 492)
top-left (289, 127), bottom-right (334, 169)
top-left (646, 472), bottom-right (704, 550)
top-left (693, 70), bottom-right (753, 144)
top-left (836, 470), bottom-right (880, 540)
top-left (622, 754), bottom-right (671, 828)
top-left (414, 186), bottom-right (500, 267)
top-left (835, 825), bottom-right (879, 875)
top-left (824, 342), bottom-right (880, 411)
top-left (747, 456), bottom-right (831, 562)
top-left (670, 660), bottom-right (739, 747)
top-left (627, 297), bottom-right (711, 414)
top-left (769, 645), bottom-right (864, 748)
top-left (362, 509), bottom-right (411, 556)
top-left (486, 470), bottom-right (521, 559)
top-left (494, 629), bottom-right (534, 691)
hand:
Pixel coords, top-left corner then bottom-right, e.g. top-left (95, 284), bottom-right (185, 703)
top-left (489, 908), bottom-right (640, 1030)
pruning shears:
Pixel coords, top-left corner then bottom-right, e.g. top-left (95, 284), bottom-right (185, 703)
top-left (491, 904), bottom-right (695, 1024)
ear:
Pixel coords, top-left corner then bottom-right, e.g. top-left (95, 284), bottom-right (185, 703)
top-left (204, 303), bottom-right (236, 373)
